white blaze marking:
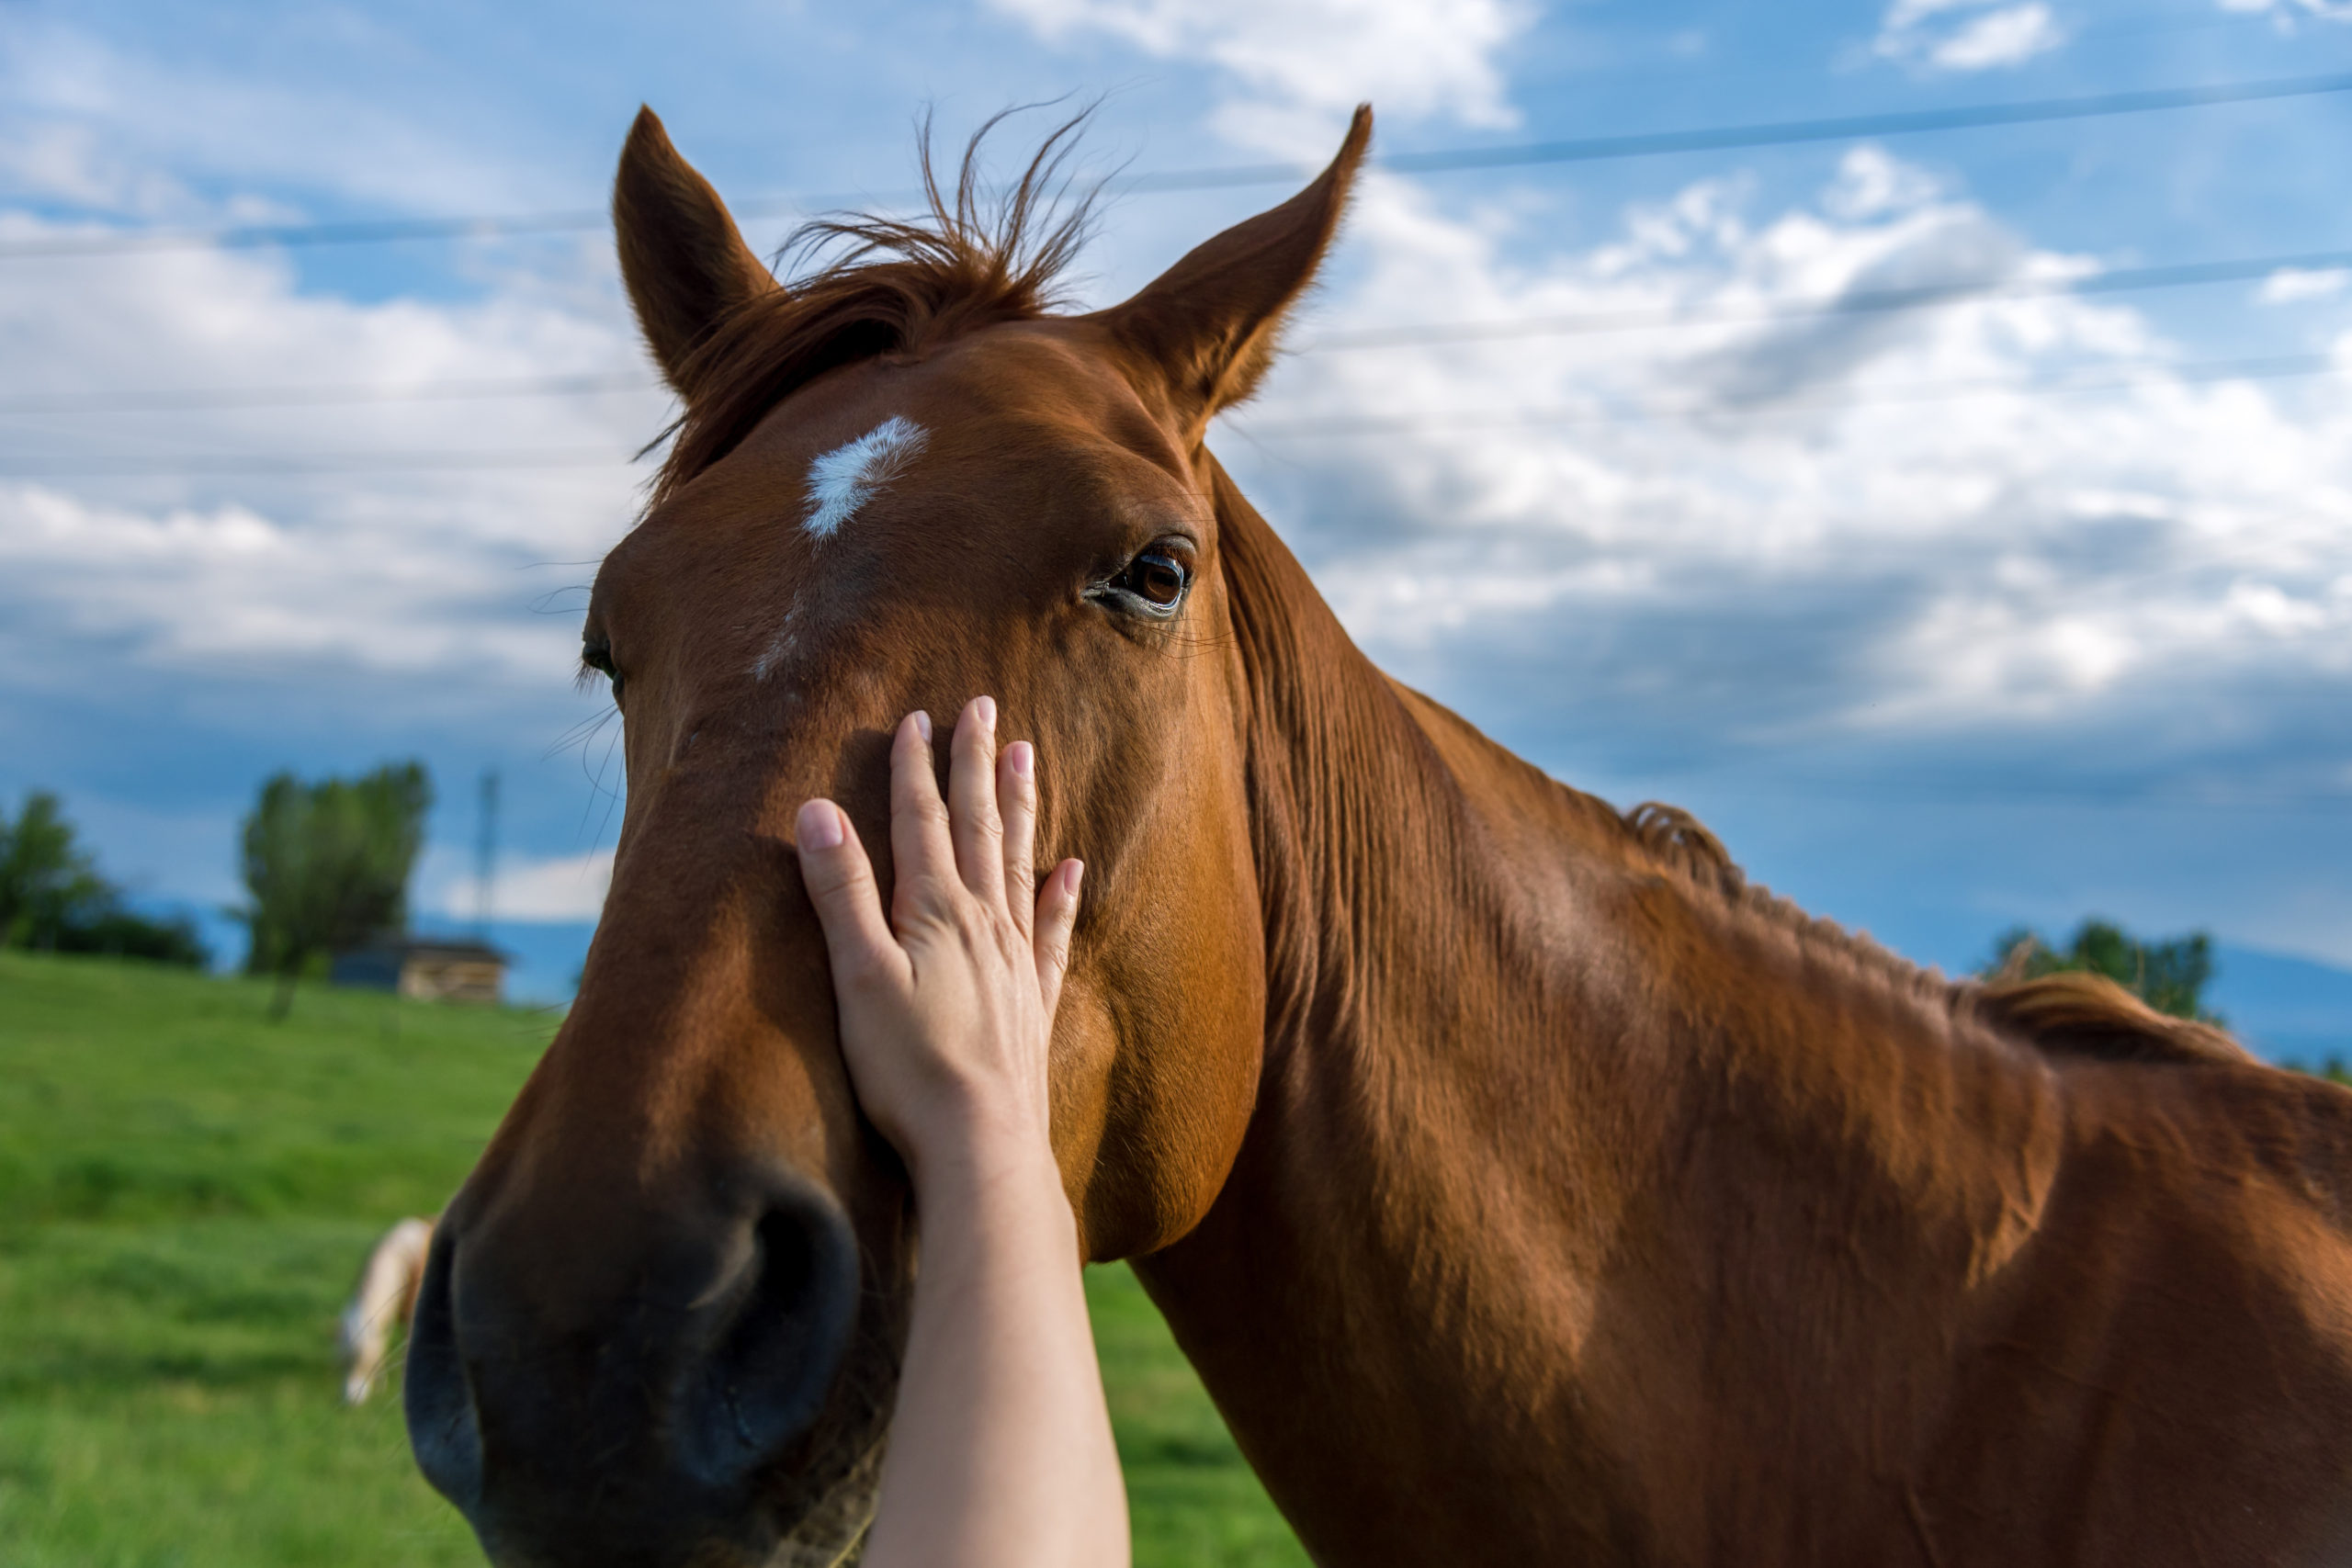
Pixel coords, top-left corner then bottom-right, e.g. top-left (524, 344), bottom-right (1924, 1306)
top-left (801, 416), bottom-right (928, 541)
top-left (751, 593), bottom-right (801, 682)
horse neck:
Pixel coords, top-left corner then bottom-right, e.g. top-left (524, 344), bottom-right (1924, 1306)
top-left (1142, 468), bottom-right (2058, 1559)
top-left (1199, 459), bottom-right (1727, 1253)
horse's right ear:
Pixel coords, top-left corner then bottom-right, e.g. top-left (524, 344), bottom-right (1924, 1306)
top-left (1100, 106), bottom-right (1372, 440)
top-left (614, 107), bottom-right (780, 400)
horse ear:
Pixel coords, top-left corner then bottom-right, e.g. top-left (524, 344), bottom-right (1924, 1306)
top-left (613, 107), bottom-right (780, 399)
top-left (1103, 106), bottom-right (1372, 434)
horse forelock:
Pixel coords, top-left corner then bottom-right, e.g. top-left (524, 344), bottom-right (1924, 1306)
top-left (650, 110), bottom-right (1099, 508)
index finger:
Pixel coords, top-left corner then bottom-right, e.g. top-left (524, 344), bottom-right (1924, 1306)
top-left (795, 798), bottom-right (905, 993)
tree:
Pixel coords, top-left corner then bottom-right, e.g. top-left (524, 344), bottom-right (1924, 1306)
top-left (0, 791), bottom-right (110, 946)
top-left (239, 761), bottom-right (432, 1018)
top-left (1983, 917), bottom-right (2219, 1023)
top-left (0, 791), bottom-right (209, 965)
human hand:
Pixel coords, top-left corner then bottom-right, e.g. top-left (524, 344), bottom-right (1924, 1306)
top-left (793, 698), bottom-right (1084, 1190)
top-left (803, 702), bottom-right (1123, 1568)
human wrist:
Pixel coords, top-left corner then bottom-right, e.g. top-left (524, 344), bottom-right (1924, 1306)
top-left (903, 1112), bottom-right (1070, 1230)
top-left (892, 1070), bottom-right (1048, 1178)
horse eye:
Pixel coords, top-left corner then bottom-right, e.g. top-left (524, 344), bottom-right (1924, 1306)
top-left (582, 637), bottom-right (624, 702)
top-left (1118, 550), bottom-right (1190, 610)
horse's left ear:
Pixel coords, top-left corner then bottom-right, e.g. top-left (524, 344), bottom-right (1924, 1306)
top-left (614, 107), bottom-right (781, 400)
top-left (1102, 106), bottom-right (1372, 435)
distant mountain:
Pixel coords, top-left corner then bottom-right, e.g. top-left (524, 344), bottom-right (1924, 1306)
top-left (2208, 946), bottom-right (2352, 1067)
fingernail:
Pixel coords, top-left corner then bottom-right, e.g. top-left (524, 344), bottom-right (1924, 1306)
top-left (1008, 740), bottom-right (1034, 779)
top-left (911, 710), bottom-right (932, 744)
top-left (1068, 860), bottom-right (1085, 896)
top-left (797, 799), bottom-right (843, 851)
top-left (976, 694), bottom-right (997, 732)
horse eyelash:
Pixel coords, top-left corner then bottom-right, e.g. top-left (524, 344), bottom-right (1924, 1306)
top-left (578, 636), bottom-right (620, 692)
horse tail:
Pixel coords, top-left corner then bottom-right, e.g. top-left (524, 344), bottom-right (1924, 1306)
top-left (341, 1216), bottom-right (435, 1404)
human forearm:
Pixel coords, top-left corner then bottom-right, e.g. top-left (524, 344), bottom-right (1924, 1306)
top-left (860, 1145), bottom-right (1128, 1568)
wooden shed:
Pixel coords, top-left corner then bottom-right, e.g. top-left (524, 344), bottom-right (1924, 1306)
top-left (332, 938), bottom-right (509, 1005)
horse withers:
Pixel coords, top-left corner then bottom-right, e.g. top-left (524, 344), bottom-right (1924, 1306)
top-left (405, 104), bottom-right (2352, 1567)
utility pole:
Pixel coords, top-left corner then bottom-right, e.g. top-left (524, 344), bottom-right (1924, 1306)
top-left (475, 769), bottom-right (499, 937)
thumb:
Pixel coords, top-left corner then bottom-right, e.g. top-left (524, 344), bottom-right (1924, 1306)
top-left (1032, 858), bottom-right (1083, 1021)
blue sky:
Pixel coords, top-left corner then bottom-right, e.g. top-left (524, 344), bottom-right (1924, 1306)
top-left (3, 0), bottom-right (2350, 1049)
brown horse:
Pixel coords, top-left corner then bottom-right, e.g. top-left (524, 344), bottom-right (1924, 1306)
top-left (405, 104), bottom-right (2352, 1567)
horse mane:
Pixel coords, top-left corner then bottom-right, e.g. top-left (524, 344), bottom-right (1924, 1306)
top-left (651, 109), bottom-right (1099, 506)
top-left (1612, 800), bottom-right (2249, 1067)
top-left (1971, 969), bottom-right (2248, 1065)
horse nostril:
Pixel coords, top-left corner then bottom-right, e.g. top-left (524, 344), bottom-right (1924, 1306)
top-left (403, 1234), bottom-right (484, 1513)
top-left (676, 1183), bottom-right (860, 1486)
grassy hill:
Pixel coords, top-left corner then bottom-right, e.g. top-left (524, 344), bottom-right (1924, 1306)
top-left (0, 951), bottom-right (1305, 1567)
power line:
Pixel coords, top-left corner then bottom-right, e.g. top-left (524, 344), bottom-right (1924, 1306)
top-left (8, 245), bottom-right (2349, 416)
top-left (1614, 775), bottom-right (2352, 812)
top-left (0, 446), bottom-right (632, 477)
top-left (6, 70), bottom-right (2351, 261)
top-left (1234, 352), bottom-right (2349, 440)
top-left (8, 351), bottom-right (2339, 476)
top-left (1306, 248), bottom-right (2352, 352)
top-left (0, 371), bottom-right (656, 415)
top-left (0, 208), bottom-right (611, 260)
top-left (1269, 70), bottom-right (2352, 183)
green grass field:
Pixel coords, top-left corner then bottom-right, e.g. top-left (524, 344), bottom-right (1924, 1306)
top-left (0, 950), bottom-right (1306, 1567)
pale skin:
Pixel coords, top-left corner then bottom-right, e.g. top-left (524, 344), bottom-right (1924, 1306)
top-left (793, 696), bottom-right (1130, 1568)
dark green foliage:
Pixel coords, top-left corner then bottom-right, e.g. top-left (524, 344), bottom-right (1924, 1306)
top-left (45, 905), bottom-right (210, 967)
top-left (1984, 918), bottom-right (2219, 1021)
top-left (0, 791), bottom-right (209, 966)
top-left (238, 762), bottom-right (432, 1018)
top-left (0, 792), bottom-right (107, 945)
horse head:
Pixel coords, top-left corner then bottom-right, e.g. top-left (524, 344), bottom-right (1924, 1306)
top-left (404, 104), bottom-right (1370, 1566)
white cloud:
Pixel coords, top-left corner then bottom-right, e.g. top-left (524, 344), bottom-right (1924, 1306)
top-left (2258, 266), bottom-right (2351, 305)
top-left (989, 0), bottom-right (1532, 151)
top-left (433, 847), bottom-right (612, 923)
top-left (0, 121), bottom-right (202, 218)
top-left (2220, 0), bottom-right (2352, 24)
top-left (1821, 145), bottom-right (1946, 221)
top-left (0, 215), bottom-right (663, 696)
top-left (0, 17), bottom-right (540, 219)
top-left (1871, 0), bottom-right (2066, 72)
top-left (0, 485), bottom-right (566, 681)
top-left (1217, 144), bottom-right (2352, 752)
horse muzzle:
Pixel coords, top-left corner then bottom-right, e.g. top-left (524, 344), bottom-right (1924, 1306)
top-left (403, 1168), bottom-right (876, 1567)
